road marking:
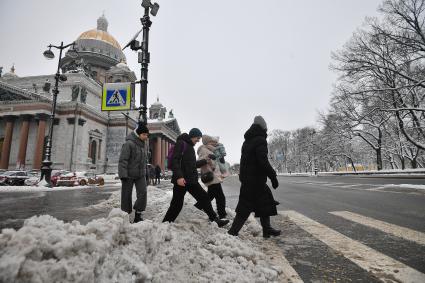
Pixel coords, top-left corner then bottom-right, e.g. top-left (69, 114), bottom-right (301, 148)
top-left (279, 256), bottom-right (304, 283)
top-left (329, 211), bottom-right (425, 245)
top-left (279, 210), bottom-right (425, 283)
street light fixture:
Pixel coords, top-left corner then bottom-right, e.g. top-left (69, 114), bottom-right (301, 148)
top-left (123, 0), bottom-right (159, 125)
top-left (41, 41), bottom-right (78, 187)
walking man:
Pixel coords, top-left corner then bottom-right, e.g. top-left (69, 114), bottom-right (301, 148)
top-left (163, 128), bottom-right (230, 227)
top-left (228, 116), bottom-right (281, 238)
top-left (118, 122), bottom-right (149, 223)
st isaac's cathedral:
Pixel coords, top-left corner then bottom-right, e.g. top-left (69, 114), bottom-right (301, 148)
top-left (0, 15), bottom-right (180, 173)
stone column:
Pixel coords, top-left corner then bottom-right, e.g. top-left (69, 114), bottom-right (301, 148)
top-left (155, 136), bottom-right (162, 167)
top-left (161, 139), bottom-right (166, 170)
top-left (33, 114), bottom-right (49, 170)
top-left (0, 116), bottom-right (17, 169)
top-left (16, 115), bottom-right (32, 169)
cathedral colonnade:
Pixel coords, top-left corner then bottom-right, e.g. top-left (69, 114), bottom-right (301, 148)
top-left (150, 135), bottom-right (174, 171)
top-left (0, 113), bottom-right (49, 170)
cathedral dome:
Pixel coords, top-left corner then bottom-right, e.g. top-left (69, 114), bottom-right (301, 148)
top-left (69, 14), bottom-right (125, 64)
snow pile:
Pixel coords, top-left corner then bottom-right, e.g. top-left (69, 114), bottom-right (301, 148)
top-left (0, 183), bottom-right (282, 282)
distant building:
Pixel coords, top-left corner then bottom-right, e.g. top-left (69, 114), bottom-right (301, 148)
top-left (0, 15), bottom-right (180, 173)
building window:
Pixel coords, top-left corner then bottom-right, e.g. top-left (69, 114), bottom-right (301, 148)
top-left (90, 140), bottom-right (97, 164)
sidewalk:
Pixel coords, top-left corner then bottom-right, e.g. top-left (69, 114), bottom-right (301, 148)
top-left (0, 181), bottom-right (290, 283)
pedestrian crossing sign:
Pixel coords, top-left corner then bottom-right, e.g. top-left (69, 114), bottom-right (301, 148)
top-left (101, 82), bottom-right (133, 111)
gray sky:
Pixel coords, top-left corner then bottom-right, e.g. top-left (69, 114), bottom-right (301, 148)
top-left (0, 0), bottom-right (382, 164)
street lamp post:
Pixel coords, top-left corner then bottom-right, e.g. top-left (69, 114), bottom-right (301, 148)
top-left (123, 0), bottom-right (159, 125)
top-left (41, 41), bottom-right (78, 186)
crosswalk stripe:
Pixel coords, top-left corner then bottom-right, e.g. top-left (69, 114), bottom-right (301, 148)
top-left (279, 255), bottom-right (304, 283)
top-left (329, 211), bottom-right (425, 245)
top-left (279, 210), bottom-right (425, 283)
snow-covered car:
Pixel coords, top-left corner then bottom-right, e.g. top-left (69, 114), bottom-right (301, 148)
top-left (51, 170), bottom-right (71, 187)
top-left (56, 172), bottom-right (78, 187)
top-left (75, 171), bottom-right (104, 186)
top-left (0, 171), bottom-right (30, 186)
top-left (24, 175), bottom-right (41, 186)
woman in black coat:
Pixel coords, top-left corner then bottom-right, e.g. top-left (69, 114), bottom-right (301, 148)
top-left (228, 116), bottom-right (281, 238)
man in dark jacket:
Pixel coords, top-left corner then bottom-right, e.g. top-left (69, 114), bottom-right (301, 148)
top-left (118, 122), bottom-right (149, 223)
top-left (163, 128), bottom-right (229, 227)
top-left (228, 116), bottom-right (281, 238)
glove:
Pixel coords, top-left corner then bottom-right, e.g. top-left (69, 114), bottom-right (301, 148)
top-left (208, 154), bottom-right (217, 160)
top-left (219, 157), bottom-right (225, 163)
top-left (271, 176), bottom-right (279, 189)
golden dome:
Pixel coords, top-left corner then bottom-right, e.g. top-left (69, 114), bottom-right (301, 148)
top-left (77, 29), bottom-right (122, 50)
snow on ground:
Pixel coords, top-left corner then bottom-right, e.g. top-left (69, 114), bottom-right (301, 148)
top-left (381, 184), bottom-right (425, 190)
top-left (0, 182), bottom-right (121, 193)
top-left (0, 181), bottom-right (285, 283)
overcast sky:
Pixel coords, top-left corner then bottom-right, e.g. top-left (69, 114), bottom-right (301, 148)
top-left (0, 0), bottom-right (382, 164)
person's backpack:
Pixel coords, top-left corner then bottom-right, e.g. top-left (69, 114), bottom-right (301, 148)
top-left (167, 141), bottom-right (187, 170)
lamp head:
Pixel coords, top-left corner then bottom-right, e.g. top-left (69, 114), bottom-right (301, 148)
top-left (43, 48), bottom-right (55, 60)
top-left (142, 0), bottom-right (159, 16)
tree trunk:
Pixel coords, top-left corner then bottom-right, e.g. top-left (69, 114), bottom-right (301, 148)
top-left (376, 129), bottom-right (383, 171)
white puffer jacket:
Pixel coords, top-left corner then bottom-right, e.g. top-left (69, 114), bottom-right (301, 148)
top-left (197, 135), bottom-right (223, 186)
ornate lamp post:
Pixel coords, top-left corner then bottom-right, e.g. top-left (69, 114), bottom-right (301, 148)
top-left (123, 0), bottom-right (159, 125)
top-left (41, 42), bottom-right (78, 186)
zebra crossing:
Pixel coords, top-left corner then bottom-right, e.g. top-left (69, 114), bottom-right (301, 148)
top-left (286, 180), bottom-right (425, 195)
top-left (273, 210), bottom-right (425, 283)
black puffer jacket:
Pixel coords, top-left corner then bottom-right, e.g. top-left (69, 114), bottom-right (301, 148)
top-left (118, 132), bottom-right (147, 179)
top-left (236, 124), bottom-right (278, 217)
top-left (171, 133), bottom-right (207, 185)
top-left (239, 124), bottom-right (276, 183)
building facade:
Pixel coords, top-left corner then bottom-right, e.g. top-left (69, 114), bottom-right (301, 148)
top-left (0, 15), bottom-right (180, 173)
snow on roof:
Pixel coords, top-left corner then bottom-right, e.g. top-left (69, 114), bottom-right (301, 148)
top-left (0, 183), bottom-right (283, 282)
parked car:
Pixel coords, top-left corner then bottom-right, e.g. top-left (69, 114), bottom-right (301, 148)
top-left (75, 171), bottom-right (104, 186)
top-left (56, 172), bottom-right (77, 187)
top-left (24, 173), bottom-right (41, 186)
top-left (51, 170), bottom-right (71, 187)
top-left (57, 171), bottom-right (105, 186)
top-left (0, 171), bottom-right (30, 186)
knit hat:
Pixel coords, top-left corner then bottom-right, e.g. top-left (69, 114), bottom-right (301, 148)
top-left (202, 135), bottom-right (219, 145)
top-left (253, 115), bottom-right (267, 131)
top-left (189, 128), bottom-right (203, 138)
top-left (135, 122), bottom-right (149, 135)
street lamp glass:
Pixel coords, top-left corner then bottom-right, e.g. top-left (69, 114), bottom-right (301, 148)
top-left (67, 49), bottom-right (78, 59)
top-left (43, 49), bottom-right (55, 60)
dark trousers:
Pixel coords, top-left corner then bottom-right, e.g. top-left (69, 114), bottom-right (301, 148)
top-left (208, 183), bottom-right (227, 218)
top-left (228, 212), bottom-right (272, 236)
top-left (195, 183), bottom-right (227, 218)
top-left (163, 182), bottom-right (217, 222)
top-left (155, 176), bottom-right (160, 185)
top-left (121, 177), bottom-right (147, 214)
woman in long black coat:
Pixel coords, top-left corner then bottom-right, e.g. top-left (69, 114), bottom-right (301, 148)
top-left (228, 116), bottom-right (281, 238)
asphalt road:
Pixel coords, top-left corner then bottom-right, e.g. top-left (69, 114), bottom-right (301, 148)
top-left (0, 186), bottom-right (120, 230)
top-left (222, 175), bottom-right (425, 282)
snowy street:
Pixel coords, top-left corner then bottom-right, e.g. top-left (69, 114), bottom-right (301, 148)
top-left (1, 175), bottom-right (425, 282)
top-left (0, 181), bottom-right (288, 282)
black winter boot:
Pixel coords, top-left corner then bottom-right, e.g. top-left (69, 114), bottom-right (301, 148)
top-left (260, 216), bottom-right (281, 238)
top-left (227, 214), bottom-right (247, 236)
top-left (213, 217), bottom-right (230, 227)
top-left (134, 211), bottom-right (143, 223)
